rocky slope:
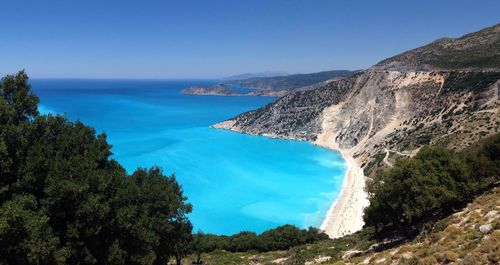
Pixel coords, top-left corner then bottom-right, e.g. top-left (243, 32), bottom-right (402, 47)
top-left (214, 24), bottom-right (500, 166)
top-left (334, 186), bottom-right (500, 265)
top-left (215, 69), bottom-right (499, 166)
top-left (215, 77), bottom-right (353, 140)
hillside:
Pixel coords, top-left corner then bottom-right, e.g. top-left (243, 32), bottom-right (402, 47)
top-left (225, 70), bottom-right (358, 95)
top-left (374, 24), bottom-right (500, 71)
top-left (184, 186), bottom-right (499, 265)
top-left (217, 70), bottom-right (500, 157)
top-left (214, 23), bottom-right (500, 239)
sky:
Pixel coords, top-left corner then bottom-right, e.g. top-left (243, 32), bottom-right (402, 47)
top-left (0, 0), bottom-right (499, 79)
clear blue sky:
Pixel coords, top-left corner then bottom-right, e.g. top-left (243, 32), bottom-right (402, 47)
top-left (1, 0), bottom-right (499, 79)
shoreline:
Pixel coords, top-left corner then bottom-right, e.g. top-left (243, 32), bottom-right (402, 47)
top-left (314, 142), bottom-right (369, 238)
top-left (212, 123), bottom-right (368, 238)
top-left (319, 149), bottom-right (351, 231)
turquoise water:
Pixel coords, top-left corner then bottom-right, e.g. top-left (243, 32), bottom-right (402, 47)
top-left (32, 79), bottom-right (346, 235)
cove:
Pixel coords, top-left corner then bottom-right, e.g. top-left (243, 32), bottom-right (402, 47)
top-left (32, 79), bottom-right (346, 235)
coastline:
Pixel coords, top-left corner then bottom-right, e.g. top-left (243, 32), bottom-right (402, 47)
top-left (213, 122), bottom-right (369, 238)
top-left (314, 139), bottom-right (369, 238)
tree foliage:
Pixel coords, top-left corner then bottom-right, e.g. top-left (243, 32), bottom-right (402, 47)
top-left (364, 137), bottom-right (499, 232)
top-left (0, 71), bottom-right (192, 265)
top-left (193, 225), bottom-right (328, 254)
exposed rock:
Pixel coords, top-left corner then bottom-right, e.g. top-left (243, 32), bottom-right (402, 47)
top-left (215, 69), bottom-right (500, 165)
top-left (401, 252), bottom-right (413, 259)
top-left (271, 257), bottom-right (287, 264)
top-left (479, 223), bottom-right (493, 233)
top-left (484, 210), bottom-right (498, 221)
top-left (305, 256), bottom-right (331, 265)
top-left (213, 77), bottom-right (353, 141)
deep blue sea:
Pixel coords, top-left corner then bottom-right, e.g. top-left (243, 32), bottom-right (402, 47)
top-left (31, 79), bottom-right (346, 235)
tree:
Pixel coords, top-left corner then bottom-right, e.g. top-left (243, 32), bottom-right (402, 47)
top-left (0, 71), bottom-right (39, 203)
top-left (227, 231), bottom-right (258, 252)
top-left (0, 195), bottom-right (66, 265)
top-left (364, 140), bottom-right (499, 232)
top-left (0, 71), bottom-right (193, 264)
top-left (464, 134), bottom-right (500, 189)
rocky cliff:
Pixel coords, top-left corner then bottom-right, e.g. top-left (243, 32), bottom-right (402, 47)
top-left (214, 25), bottom-right (500, 169)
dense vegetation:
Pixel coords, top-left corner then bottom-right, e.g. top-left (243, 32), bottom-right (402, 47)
top-left (0, 71), bottom-right (193, 265)
top-left (364, 135), bottom-right (499, 232)
top-left (192, 225), bottom-right (327, 255)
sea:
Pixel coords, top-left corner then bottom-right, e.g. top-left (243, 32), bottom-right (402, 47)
top-left (31, 79), bottom-right (346, 235)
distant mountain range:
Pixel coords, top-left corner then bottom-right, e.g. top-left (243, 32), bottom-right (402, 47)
top-left (224, 71), bottom-right (290, 81)
top-left (184, 70), bottom-right (360, 97)
top-left (224, 70), bottom-right (359, 95)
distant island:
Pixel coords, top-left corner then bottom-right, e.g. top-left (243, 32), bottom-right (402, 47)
top-left (182, 70), bottom-right (358, 97)
top-left (181, 84), bottom-right (241, 96)
top-left (181, 83), bottom-right (286, 97)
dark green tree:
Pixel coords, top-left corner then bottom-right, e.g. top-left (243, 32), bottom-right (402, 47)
top-left (0, 71), bottom-right (193, 265)
top-left (364, 141), bottom-right (499, 232)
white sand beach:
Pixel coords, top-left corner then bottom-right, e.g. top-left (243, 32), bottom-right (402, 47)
top-left (315, 132), bottom-right (369, 238)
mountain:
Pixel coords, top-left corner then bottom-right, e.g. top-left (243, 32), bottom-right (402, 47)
top-left (225, 70), bottom-right (358, 94)
top-left (224, 71), bottom-right (290, 81)
top-left (374, 23), bottom-right (500, 71)
top-left (215, 23), bottom-right (500, 160)
top-left (214, 23), bottom-right (500, 238)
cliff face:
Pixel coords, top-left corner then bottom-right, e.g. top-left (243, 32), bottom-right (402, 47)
top-left (214, 77), bottom-right (353, 140)
top-left (214, 25), bottom-right (500, 168)
top-left (215, 69), bottom-right (499, 163)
